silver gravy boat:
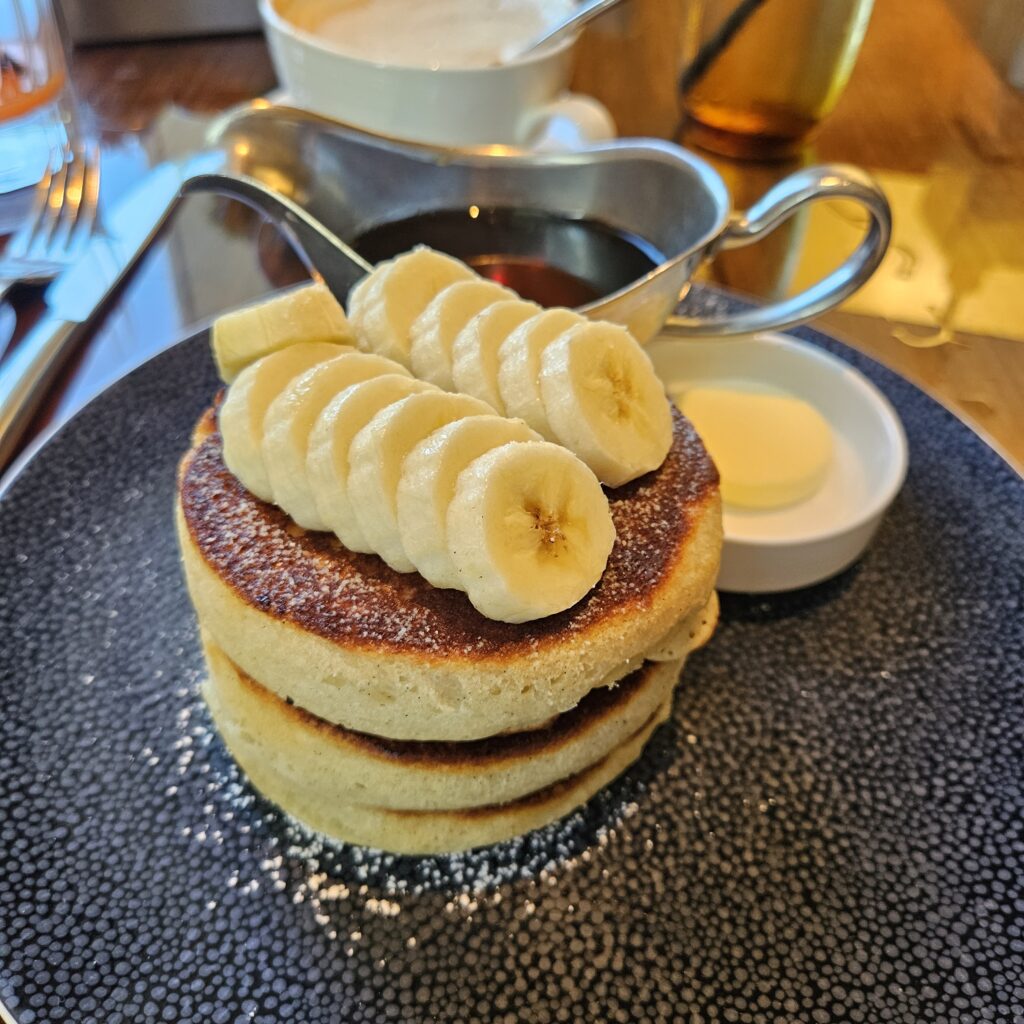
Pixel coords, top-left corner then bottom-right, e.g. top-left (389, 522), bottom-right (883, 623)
top-left (0, 104), bottom-right (890, 469)
top-left (209, 104), bottom-right (891, 342)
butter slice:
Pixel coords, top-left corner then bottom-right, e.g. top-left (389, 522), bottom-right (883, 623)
top-left (677, 386), bottom-right (832, 509)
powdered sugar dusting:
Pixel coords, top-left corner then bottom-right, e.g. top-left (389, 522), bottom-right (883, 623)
top-left (163, 673), bottom-right (668, 963)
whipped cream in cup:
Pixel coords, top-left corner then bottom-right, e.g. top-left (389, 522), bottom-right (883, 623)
top-left (260, 0), bottom-right (615, 148)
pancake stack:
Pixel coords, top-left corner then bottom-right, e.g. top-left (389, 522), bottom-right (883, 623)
top-left (178, 258), bottom-right (722, 855)
top-left (177, 399), bottom-right (721, 854)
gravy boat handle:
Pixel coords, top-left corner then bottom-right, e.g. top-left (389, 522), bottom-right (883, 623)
top-left (660, 164), bottom-right (891, 338)
top-left (180, 172), bottom-right (373, 303)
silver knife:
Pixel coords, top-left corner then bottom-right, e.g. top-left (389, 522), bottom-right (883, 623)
top-left (0, 149), bottom-right (225, 471)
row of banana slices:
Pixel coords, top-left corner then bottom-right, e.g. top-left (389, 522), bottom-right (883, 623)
top-left (218, 330), bottom-right (615, 623)
top-left (347, 247), bottom-right (673, 488)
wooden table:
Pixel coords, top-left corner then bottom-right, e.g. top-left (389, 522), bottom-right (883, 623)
top-left (3, 0), bottom-right (1023, 473)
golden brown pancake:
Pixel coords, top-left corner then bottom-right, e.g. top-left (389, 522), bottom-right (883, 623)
top-left (212, 677), bottom-right (671, 855)
top-left (202, 634), bottom-right (684, 811)
top-left (177, 407), bottom-right (721, 741)
top-left (647, 590), bottom-right (719, 661)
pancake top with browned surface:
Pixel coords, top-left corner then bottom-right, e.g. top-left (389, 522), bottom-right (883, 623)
top-left (178, 407), bottom-right (718, 661)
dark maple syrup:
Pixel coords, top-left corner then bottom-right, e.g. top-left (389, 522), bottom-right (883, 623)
top-left (352, 207), bottom-right (664, 308)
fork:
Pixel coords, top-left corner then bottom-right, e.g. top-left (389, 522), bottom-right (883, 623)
top-left (0, 137), bottom-right (101, 309)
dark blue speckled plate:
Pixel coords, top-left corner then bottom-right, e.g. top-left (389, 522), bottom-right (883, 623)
top-left (1, 299), bottom-right (1022, 1023)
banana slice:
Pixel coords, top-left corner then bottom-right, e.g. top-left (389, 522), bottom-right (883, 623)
top-left (212, 283), bottom-right (354, 383)
top-left (409, 279), bottom-right (516, 390)
top-left (396, 415), bottom-right (541, 590)
top-left (262, 352), bottom-right (409, 529)
top-left (347, 391), bottom-right (494, 572)
top-left (307, 375), bottom-right (435, 553)
top-left (345, 270), bottom-right (385, 347)
top-left (347, 247), bottom-right (476, 366)
top-left (447, 441), bottom-right (616, 623)
top-left (538, 321), bottom-right (673, 487)
top-left (451, 299), bottom-right (541, 414)
top-left (219, 342), bottom-right (351, 502)
top-left (496, 307), bottom-right (586, 437)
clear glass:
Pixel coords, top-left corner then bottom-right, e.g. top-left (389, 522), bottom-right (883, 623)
top-left (680, 0), bottom-right (875, 158)
top-left (0, 0), bottom-right (69, 195)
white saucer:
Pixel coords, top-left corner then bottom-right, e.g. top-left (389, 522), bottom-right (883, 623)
top-left (648, 333), bottom-right (908, 593)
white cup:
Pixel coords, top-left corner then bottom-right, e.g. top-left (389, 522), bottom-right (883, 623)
top-left (259, 0), bottom-right (615, 149)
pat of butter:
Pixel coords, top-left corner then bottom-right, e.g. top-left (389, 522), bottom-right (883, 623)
top-left (675, 385), bottom-right (833, 509)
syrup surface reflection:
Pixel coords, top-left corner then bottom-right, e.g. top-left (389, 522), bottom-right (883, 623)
top-left (352, 207), bottom-right (666, 309)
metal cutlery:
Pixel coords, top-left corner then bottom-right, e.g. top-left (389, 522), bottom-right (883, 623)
top-left (499, 0), bottom-right (627, 64)
top-left (0, 150), bottom-right (223, 472)
top-left (0, 138), bottom-right (101, 308)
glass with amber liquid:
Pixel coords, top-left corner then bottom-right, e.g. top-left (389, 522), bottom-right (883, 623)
top-left (680, 0), bottom-right (874, 158)
top-left (0, 0), bottom-right (69, 195)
